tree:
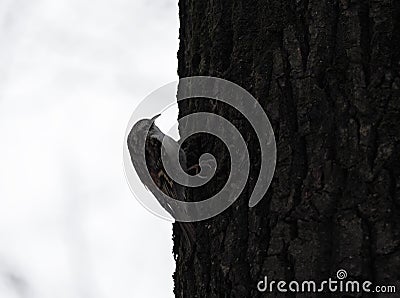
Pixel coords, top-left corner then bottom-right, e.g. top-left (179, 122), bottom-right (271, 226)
top-left (173, 0), bottom-right (400, 297)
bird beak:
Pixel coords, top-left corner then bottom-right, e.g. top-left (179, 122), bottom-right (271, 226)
top-left (150, 114), bottom-right (161, 122)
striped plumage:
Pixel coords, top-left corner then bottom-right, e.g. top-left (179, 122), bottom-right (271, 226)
top-left (127, 115), bottom-right (195, 249)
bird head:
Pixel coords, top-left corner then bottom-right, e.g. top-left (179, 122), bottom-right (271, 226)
top-left (127, 114), bottom-right (161, 151)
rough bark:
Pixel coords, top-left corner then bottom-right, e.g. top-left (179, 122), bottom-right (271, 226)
top-left (173, 0), bottom-right (400, 297)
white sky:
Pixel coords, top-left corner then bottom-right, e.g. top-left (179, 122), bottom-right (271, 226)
top-left (0, 0), bottom-right (179, 297)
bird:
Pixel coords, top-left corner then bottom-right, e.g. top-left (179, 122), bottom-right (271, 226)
top-left (127, 114), bottom-right (195, 250)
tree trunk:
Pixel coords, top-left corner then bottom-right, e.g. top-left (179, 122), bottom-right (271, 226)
top-left (173, 0), bottom-right (400, 297)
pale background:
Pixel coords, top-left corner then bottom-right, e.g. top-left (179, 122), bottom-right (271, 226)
top-left (0, 0), bottom-right (179, 297)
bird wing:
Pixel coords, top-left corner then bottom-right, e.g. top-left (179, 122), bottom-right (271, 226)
top-left (128, 127), bottom-right (195, 248)
top-left (145, 134), bottom-right (188, 219)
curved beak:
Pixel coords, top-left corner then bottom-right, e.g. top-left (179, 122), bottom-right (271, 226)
top-left (150, 114), bottom-right (161, 122)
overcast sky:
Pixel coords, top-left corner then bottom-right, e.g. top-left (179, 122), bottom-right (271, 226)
top-left (0, 0), bottom-right (179, 297)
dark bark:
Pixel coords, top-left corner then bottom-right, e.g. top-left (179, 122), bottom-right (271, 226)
top-left (173, 0), bottom-right (400, 297)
